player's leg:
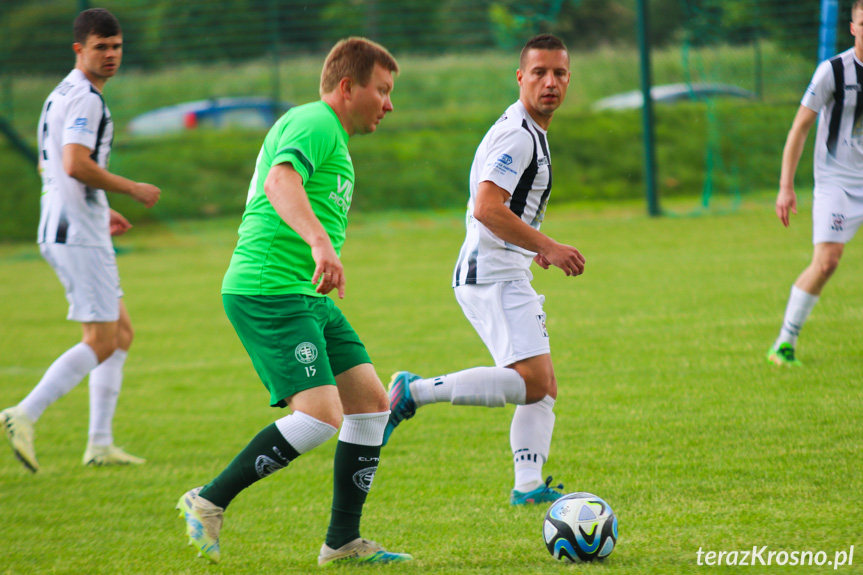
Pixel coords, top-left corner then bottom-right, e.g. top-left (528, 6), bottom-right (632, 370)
top-left (508, 353), bottom-right (562, 505)
top-left (384, 283), bottom-right (531, 445)
top-left (83, 300), bottom-right (144, 466)
top-left (178, 295), bottom-right (340, 564)
top-left (318, 306), bottom-right (411, 566)
top-left (2, 245), bottom-right (112, 472)
top-left (768, 185), bottom-right (862, 365)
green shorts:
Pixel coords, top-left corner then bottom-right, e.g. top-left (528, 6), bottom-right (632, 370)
top-left (223, 294), bottom-right (371, 407)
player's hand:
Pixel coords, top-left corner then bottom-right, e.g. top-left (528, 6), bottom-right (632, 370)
top-left (311, 244), bottom-right (345, 299)
top-left (533, 253), bottom-right (551, 269)
top-left (130, 182), bottom-right (161, 208)
top-left (543, 242), bottom-right (586, 277)
top-left (108, 209), bottom-right (132, 236)
top-left (775, 186), bottom-right (797, 228)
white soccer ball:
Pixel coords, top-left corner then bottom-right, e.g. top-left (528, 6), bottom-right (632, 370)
top-left (542, 492), bottom-right (618, 563)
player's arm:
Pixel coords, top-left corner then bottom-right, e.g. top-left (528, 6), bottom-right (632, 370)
top-left (776, 105), bottom-right (818, 227)
top-left (108, 208), bottom-right (132, 236)
top-left (473, 180), bottom-right (585, 276)
top-left (264, 162), bottom-right (345, 298)
top-left (63, 143), bottom-right (160, 208)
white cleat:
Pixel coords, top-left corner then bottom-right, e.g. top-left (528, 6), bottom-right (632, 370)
top-left (83, 443), bottom-right (146, 466)
top-left (1, 406), bottom-right (39, 473)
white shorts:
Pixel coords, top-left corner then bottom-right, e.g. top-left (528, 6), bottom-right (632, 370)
top-left (812, 184), bottom-right (863, 244)
top-left (454, 280), bottom-right (550, 367)
top-left (39, 243), bottom-right (123, 323)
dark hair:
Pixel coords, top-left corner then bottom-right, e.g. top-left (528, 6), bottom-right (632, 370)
top-left (320, 37), bottom-right (399, 95)
top-left (519, 34), bottom-right (568, 69)
top-left (73, 8), bottom-right (121, 45)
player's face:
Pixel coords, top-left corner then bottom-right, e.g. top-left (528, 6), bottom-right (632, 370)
top-left (851, 7), bottom-right (863, 55)
top-left (348, 63), bottom-right (395, 136)
top-left (74, 33), bottom-right (123, 87)
top-left (517, 49), bottom-right (571, 128)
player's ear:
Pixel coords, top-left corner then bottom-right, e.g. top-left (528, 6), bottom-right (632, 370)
top-left (339, 77), bottom-right (354, 100)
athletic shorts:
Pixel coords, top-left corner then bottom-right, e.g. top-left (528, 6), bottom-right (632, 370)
top-left (223, 294), bottom-right (371, 408)
top-left (812, 184), bottom-right (863, 244)
top-left (39, 243), bottom-right (122, 323)
top-left (454, 279), bottom-right (550, 367)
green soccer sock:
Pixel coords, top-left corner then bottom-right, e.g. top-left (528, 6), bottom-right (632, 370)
top-left (199, 423), bottom-right (300, 509)
top-left (325, 441), bottom-right (381, 549)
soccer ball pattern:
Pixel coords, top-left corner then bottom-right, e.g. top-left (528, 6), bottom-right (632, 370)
top-left (542, 492), bottom-right (618, 563)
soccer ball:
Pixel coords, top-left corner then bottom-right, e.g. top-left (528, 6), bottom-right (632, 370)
top-left (542, 492), bottom-right (618, 563)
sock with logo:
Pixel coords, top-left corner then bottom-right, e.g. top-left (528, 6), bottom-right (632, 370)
top-left (325, 411), bottom-right (388, 549)
top-left (511, 395), bottom-right (556, 492)
top-left (775, 285), bottom-right (819, 348)
top-left (199, 412), bottom-right (335, 509)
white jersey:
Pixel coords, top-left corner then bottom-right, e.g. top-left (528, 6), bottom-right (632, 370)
top-left (37, 69), bottom-right (114, 247)
top-left (453, 100), bottom-right (552, 286)
top-left (804, 48), bottom-right (863, 191)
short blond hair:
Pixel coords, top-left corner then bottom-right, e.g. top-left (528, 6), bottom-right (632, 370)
top-left (320, 37), bottom-right (399, 95)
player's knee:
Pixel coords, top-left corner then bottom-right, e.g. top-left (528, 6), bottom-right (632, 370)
top-left (817, 255), bottom-right (841, 278)
top-left (524, 374), bottom-right (556, 404)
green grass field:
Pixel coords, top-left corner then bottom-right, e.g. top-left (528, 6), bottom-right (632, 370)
top-left (0, 197), bottom-right (861, 574)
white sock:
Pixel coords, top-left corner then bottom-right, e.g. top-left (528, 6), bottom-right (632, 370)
top-left (19, 342), bottom-right (99, 422)
top-left (511, 395), bottom-right (556, 492)
top-left (275, 411), bottom-right (338, 454)
top-left (410, 367), bottom-right (526, 408)
top-left (339, 411), bottom-right (389, 446)
top-left (88, 349), bottom-right (128, 446)
top-left (776, 285), bottom-right (819, 347)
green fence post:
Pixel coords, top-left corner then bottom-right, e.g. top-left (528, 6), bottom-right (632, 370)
top-left (637, 0), bottom-right (660, 216)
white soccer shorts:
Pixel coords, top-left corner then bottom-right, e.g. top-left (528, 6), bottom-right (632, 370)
top-left (454, 279), bottom-right (550, 367)
top-left (39, 243), bottom-right (123, 323)
top-left (812, 184), bottom-right (863, 244)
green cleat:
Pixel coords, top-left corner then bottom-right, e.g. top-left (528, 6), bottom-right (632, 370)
top-left (83, 443), bottom-right (146, 466)
top-left (318, 538), bottom-right (413, 567)
top-left (1, 406), bottom-right (39, 473)
top-left (767, 343), bottom-right (803, 367)
top-left (177, 487), bottom-right (223, 564)
top-left (382, 371), bottom-right (420, 446)
top-left (510, 476), bottom-right (565, 505)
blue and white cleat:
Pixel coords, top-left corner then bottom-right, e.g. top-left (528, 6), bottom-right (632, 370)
top-left (177, 487), bottom-right (224, 564)
top-left (382, 371), bottom-right (420, 446)
top-left (510, 476), bottom-right (565, 505)
top-left (318, 538), bottom-right (413, 567)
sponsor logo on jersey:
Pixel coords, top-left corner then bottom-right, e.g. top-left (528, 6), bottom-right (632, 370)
top-left (329, 174), bottom-right (354, 214)
top-left (352, 466), bottom-right (377, 493)
top-left (537, 156), bottom-right (550, 167)
top-left (68, 118), bottom-right (94, 135)
top-left (845, 83), bottom-right (863, 92)
top-left (295, 342), bottom-right (318, 364)
top-left (491, 154), bottom-right (518, 176)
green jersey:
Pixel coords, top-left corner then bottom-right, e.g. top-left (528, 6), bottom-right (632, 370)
top-left (222, 101), bottom-right (354, 296)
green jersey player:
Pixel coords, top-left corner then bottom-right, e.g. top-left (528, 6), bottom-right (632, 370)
top-left (177, 37), bottom-right (411, 567)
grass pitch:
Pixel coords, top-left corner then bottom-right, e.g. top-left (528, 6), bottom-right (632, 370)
top-left (0, 197), bottom-right (860, 574)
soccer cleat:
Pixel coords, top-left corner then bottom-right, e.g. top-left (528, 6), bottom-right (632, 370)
top-left (1, 406), bottom-right (39, 473)
top-left (177, 487), bottom-right (223, 564)
top-left (766, 343), bottom-right (803, 367)
top-left (511, 476), bottom-right (565, 505)
top-left (83, 443), bottom-right (146, 466)
top-left (318, 538), bottom-right (413, 567)
top-left (382, 371), bottom-right (421, 446)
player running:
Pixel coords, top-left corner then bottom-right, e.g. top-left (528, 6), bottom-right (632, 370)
top-left (768, 0), bottom-right (863, 366)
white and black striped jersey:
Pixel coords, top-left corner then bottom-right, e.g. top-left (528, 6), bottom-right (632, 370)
top-left (804, 47), bottom-right (863, 191)
top-left (37, 69), bottom-right (114, 247)
top-left (453, 100), bottom-right (552, 286)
